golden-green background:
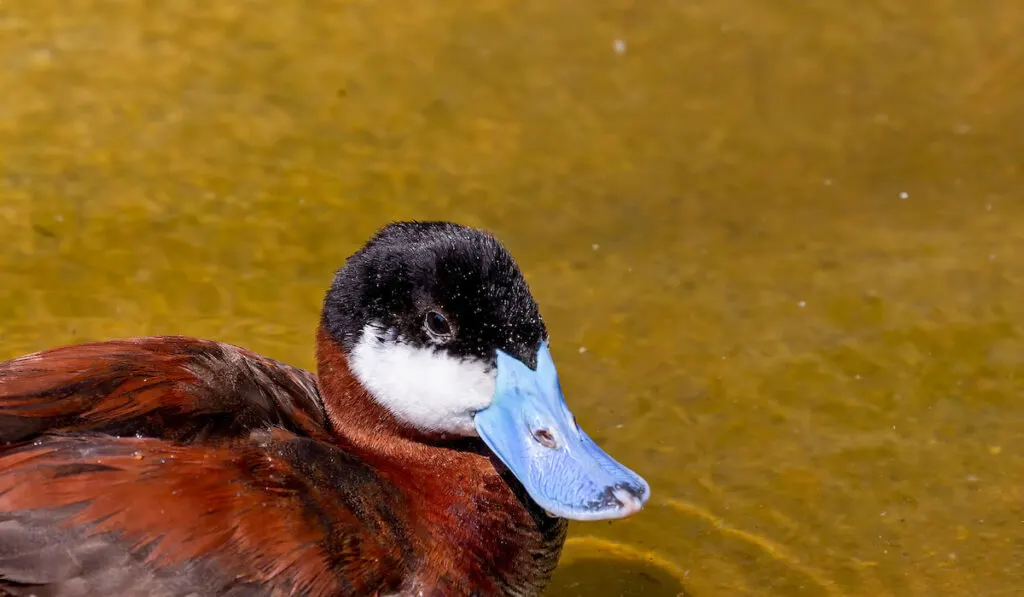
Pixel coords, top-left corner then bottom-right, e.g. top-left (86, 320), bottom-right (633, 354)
top-left (1, 1), bottom-right (1022, 595)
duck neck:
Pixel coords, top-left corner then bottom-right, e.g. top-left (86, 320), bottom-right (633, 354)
top-left (315, 325), bottom-right (501, 472)
top-left (314, 325), bottom-right (434, 463)
top-left (314, 325), bottom-right (567, 596)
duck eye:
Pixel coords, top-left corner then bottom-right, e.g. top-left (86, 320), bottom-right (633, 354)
top-left (424, 311), bottom-right (452, 340)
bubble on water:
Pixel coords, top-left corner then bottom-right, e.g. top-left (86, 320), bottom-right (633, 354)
top-left (578, 346), bottom-right (587, 354)
top-left (798, 301), bottom-right (806, 307)
top-left (612, 39), bottom-right (627, 54)
top-left (592, 243), bottom-right (600, 250)
top-left (898, 191), bottom-right (909, 200)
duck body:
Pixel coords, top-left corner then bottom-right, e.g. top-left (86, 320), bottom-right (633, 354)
top-left (0, 222), bottom-right (646, 597)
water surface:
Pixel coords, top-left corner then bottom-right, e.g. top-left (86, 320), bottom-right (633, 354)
top-left (1, 1), bottom-right (1022, 595)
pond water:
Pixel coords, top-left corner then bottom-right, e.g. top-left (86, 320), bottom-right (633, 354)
top-left (1, 1), bottom-right (1022, 595)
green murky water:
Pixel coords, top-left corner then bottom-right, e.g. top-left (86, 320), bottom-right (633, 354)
top-left (2, 1), bottom-right (1023, 594)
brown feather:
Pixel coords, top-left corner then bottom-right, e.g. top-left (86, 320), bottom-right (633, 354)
top-left (0, 332), bottom-right (566, 596)
top-left (0, 336), bottom-right (329, 445)
top-left (0, 431), bottom-right (407, 596)
top-left (315, 327), bottom-right (567, 597)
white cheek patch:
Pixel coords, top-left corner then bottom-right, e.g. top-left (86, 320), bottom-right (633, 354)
top-left (349, 324), bottom-right (496, 436)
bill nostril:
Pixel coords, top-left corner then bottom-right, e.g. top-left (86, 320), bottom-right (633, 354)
top-left (531, 428), bottom-right (558, 449)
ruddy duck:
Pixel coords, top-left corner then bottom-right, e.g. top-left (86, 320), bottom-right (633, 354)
top-left (0, 221), bottom-right (649, 596)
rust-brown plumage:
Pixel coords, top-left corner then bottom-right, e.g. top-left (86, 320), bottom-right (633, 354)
top-left (0, 331), bottom-right (565, 597)
top-left (0, 222), bottom-right (642, 596)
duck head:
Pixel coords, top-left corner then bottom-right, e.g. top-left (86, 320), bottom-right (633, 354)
top-left (321, 222), bottom-right (649, 521)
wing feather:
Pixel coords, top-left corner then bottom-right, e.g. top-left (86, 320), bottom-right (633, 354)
top-left (0, 337), bottom-right (408, 596)
top-left (0, 336), bottom-right (329, 444)
top-left (0, 432), bottom-right (407, 596)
